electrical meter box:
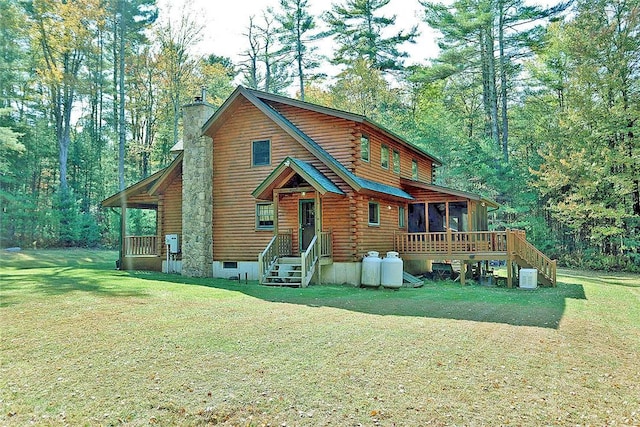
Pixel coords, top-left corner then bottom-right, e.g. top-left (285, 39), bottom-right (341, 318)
top-left (165, 234), bottom-right (179, 254)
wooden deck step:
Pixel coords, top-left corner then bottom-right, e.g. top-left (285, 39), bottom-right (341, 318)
top-left (263, 261), bottom-right (302, 286)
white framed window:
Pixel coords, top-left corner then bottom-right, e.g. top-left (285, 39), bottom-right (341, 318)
top-left (381, 145), bottom-right (389, 169)
top-left (361, 135), bottom-right (370, 162)
top-left (368, 201), bottom-right (380, 226)
top-left (256, 203), bottom-right (274, 229)
top-left (398, 206), bottom-right (405, 228)
top-left (252, 139), bottom-right (271, 166)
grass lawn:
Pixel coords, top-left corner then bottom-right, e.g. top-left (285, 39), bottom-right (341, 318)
top-left (1, 249), bottom-right (639, 426)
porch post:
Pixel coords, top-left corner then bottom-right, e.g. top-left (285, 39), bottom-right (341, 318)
top-left (315, 191), bottom-right (321, 285)
top-left (315, 192), bottom-right (321, 237)
top-left (446, 202), bottom-right (452, 255)
top-left (273, 191), bottom-right (279, 235)
top-left (506, 229), bottom-right (513, 288)
top-left (120, 205), bottom-right (126, 268)
top-left (157, 195), bottom-right (164, 257)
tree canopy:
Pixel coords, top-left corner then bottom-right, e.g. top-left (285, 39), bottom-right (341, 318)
top-left (0, 0), bottom-right (637, 271)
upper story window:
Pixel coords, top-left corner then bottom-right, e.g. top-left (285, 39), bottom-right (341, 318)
top-left (252, 139), bottom-right (271, 166)
top-left (392, 150), bottom-right (400, 174)
top-left (398, 206), bottom-right (406, 228)
top-left (381, 145), bottom-right (389, 169)
top-left (360, 135), bottom-right (370, 162)
top-left (411, 159), bottom-right (418, 180)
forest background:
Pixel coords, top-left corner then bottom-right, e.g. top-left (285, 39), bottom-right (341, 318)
top-left (0, 0), bottom-right (638, 272)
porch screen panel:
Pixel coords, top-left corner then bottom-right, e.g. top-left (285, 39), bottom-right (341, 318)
top-left (428, 203), bottom-right (446, 232)
top-left (408, 203), bottom-right (426, 233)
top-left (448, 202), bottom-right (468, 232)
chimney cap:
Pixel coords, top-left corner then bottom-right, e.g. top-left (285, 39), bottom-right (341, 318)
top-left (193, 87), bottom-right (207, 103)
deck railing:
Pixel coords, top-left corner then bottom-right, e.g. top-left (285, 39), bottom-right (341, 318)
top-left (258, 230), bottom-right (293, 283)
top-left (509, 230), bottom-right (557, 286)
top-left (125, 235), bottom-right (158, 256)
top-left (395, 229), bottom-right (556, 286)
top-left (319, 230), bottom-right (333, 258)
top-left (394, 231), bottom-right (507, 255)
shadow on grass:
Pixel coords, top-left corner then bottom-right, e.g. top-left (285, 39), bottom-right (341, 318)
top-left (128, 271), bottom-right (586, 329)
top-left (557, 268), bottom-right (640, 288)
top-left (1, 267), bottom-right (149, 307)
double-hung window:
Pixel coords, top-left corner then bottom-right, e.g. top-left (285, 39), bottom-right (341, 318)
top-left (393, 150), bottom-right (400, 174)
top-left (368, 202), bottom-right (380, 226)
top-left (411, 159), bottom-right (418, 180)
top-left (252, 139), bottom-right (271, 166)
top-left (361, 135), bottom-right (370, 162)
top-left (256, 203), bottom-right (274, 229)
top-left (381, 145), bottom-right (389, 169)
top-left (398, 206), bottom-right (406, 228)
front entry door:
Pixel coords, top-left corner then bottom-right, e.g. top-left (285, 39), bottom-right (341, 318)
top-left (300, 199), bottom-right (315, 251)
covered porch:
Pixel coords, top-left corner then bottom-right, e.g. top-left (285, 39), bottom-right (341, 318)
top-left (101, 155), bottom-right (183, 272)
top-left (253, 157), bottom-right (343, 286)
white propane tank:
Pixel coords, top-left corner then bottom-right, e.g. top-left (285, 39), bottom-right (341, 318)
top-left (381, 251), bottom-right (403, 289)
top-left (361, 251), bottom-right (382, 287)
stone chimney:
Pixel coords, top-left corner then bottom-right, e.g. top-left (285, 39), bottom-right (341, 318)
top-left (181, 90), bottom-right (215, 277)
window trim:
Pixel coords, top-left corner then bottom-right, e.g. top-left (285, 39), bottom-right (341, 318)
top-left (398, 206), bottom-right (406, 228)
top-left (392, 149), bottom-right (400, 174)
top-left (360, 135), bottom-right (370, 163)
top-left (381, 144), bottom-right (389, 169)
top-left (411, 159), bottom-right (418, 180)
top-left (255, 202), bottom-right (274, 230)
top-left (252, 139), bottom-right (271, 167)
top-left (368, 201), bottom-right (380, 226)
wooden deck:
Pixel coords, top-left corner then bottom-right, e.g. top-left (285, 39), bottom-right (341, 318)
top-left (394, 229), bottom-right (556, 287)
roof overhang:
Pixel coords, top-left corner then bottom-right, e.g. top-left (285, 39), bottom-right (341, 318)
top-left (101, 154), bottom-right (184, 209)
top-left (101, 170), bottom-right (163, 208)
top-left (400, 179), bottom-right (499, 208)
top-left (252, 157), bottom-right (345, 200)
top-left (148, 152), bottom-right (183, 195)
top-left (356, 177), bottom-right (414, 202)
top-left (247, 88), bottom-right (443, 166)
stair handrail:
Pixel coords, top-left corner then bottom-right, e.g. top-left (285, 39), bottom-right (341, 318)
top-left (509, 229), bottom-right (557, 286)
top-left (258, 230), bottom-right (292, 283)
top-left (301, 234), bottom-right (319, 288)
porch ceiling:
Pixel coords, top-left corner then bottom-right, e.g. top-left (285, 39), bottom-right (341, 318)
top-left (101, 170), bottom-right (163, 208)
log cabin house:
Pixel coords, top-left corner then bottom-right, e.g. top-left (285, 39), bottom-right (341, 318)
top-left (102, 86), bottom-right (556, 287)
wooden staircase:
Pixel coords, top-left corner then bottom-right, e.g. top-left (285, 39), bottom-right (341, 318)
top-left (262, 257), bottom-right (303, 286)
top-left (259, 230), bottom-right (332, 287)
top-left (508, 230), bottom-right (557, 287)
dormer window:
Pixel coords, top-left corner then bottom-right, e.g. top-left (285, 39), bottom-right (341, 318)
top-left (360, 135), bottom-right (370, 162)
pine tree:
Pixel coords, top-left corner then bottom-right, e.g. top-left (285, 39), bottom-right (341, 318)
top-left (275, 0), bottom-right (321, 100)
top-left (323, 0), bottom-right (418, 72)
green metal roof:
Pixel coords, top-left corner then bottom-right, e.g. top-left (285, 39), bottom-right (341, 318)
top-left (252, 157), bottom-right (345, 200)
